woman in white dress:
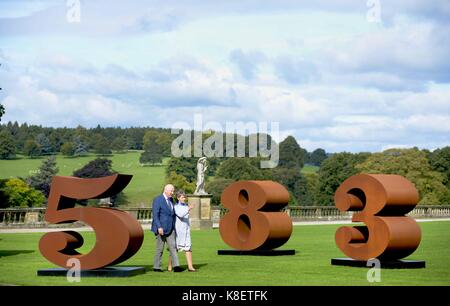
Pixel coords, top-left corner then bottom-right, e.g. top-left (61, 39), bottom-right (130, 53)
top-left (168, 190), bottom-right (196, 272)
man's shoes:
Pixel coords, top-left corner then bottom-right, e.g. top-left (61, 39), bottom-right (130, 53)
top-left (153, 268), bottom-right (163, 272)
top-left (188, 269), bottom-right (196, 272)
top-left (173, 266), bottom-right (183, 272)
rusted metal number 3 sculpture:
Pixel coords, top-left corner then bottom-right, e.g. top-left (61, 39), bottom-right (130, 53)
top-left (219, 181), bottom-right (292, 250)
top-left (39, 174), bottom-right (144, 270)
top-left (335, 174), bottom-right (421, 260)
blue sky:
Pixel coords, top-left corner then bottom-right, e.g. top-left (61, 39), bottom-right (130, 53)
top-left (0, 0), bottom-right (449, 152)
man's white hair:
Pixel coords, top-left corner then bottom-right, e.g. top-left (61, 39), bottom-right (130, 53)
top-left (164, 184), bottom-right (175, 192)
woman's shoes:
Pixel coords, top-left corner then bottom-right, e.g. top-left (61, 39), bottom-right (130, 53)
top-left (168, 267), bottom-right (195, 272)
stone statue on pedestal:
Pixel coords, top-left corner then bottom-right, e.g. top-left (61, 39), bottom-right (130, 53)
top-left (194, 157), bottom-right (208, 195)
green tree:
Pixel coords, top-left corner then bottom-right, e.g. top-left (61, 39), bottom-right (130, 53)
top-left (206, 178), bottom-right (234, 206)
top-left (60, 142), bottom-right (75, 157)
top-left (49, 130), bottom-right (63, 153)
top-left (73, 158), bottom-right (115, 178)
top-left (1, 178), bottom-right (45, 207)
top-left (315, 152), bottom-right (371, 206)
top-left (309, 148), bottom-right (328, 166)
top-left (140, 150), bottom-right (163, 165)
top-left (23, 139), bottom-right (42, 158)
top-left (216, 158), bottom-right (264, 181)
top-left (0, 104), bottom-right (4, 122)
top-left (124, 127), bottom-right (145, 149)
top-left (92, 133), bottom-right (112, 155)
top-left (73, 135), bottom-right (88, 156)
top-left (166, 171), bottom-right (196, 195)
top-left (35, 133), bottom-right (53, 155)
top-left (26, 156), bottom-right (59, 198)
top-left (0, 130), bottom-right (16, 159)
top-left (140, 130), bottom-right (164, 165)
top-left (155, 132), bottom-right (174, 156)
top-left (304, 172), bottom-right (319, 205)
top-left (429, 146), bottom-right (450, 189)
top-left (205, 157), bottom-right (222, 176)
top-left (270, 167), bottom-right (312, 206)
top-left (73, 158), bottom-right (123, 206)
top-left (166, 157), bottom-right (198, 182)
top-left (356, 148), bottom-right (450, 205)
top-left (279, 136), bottom-right (307, 169)
top-left (16, 122), bottom-right (30, 152)
top-left (111, 136), bottom-right (128, 153)
top-left (0, 179), bottom-right (9, 208)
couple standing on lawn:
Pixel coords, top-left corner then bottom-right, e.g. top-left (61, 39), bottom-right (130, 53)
top-left (151, 184), bottom-right (196, 272)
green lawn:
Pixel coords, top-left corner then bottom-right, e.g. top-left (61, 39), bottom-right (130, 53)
top-left (301, 165), bottom-right (319, 174)
top-left (1, 221), bottom-right (449, 286)
top-left (0, 152), bottom-right (166, 206)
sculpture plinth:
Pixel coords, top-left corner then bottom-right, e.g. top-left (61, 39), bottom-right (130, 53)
top-left (37, 266), bottom-right (146, 277)
top-left (187, 194), bottom-right (213, 230)
top-left (331, 258), bottom-right (425, 269)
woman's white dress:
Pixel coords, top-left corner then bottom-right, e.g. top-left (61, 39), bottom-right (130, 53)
top-left (174, 202), bottom-right (191, 251)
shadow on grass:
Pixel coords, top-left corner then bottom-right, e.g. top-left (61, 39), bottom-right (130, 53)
top-left (117, 263), bottom-right (208, 273)
top-left (170, 263), bottom-right (208, 272)
top-left (117, 265), bottom-right (153, 272)
top-left (0, 250), bottom-right (35, 257)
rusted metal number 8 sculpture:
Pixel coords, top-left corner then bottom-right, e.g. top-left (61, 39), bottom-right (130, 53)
top-left (39, 174), bottom-right (144, 270)
top-left (335, 174), bottom-right (421, 260)
top-left (219, 181), bottom-right (292, 250)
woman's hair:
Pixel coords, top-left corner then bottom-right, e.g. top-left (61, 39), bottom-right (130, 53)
top-left (176, 189), bottom-right (186, 198)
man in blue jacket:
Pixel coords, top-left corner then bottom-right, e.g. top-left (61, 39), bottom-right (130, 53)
top-left (151, 184), bottom-right (182, 272)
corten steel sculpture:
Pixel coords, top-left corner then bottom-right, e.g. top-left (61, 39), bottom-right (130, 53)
top-left (219, 180), bottom-right (292, 250)
top-left (39, 174), bottom-right (144, 270)
top-left (334, 174), bottom-right (421, 261)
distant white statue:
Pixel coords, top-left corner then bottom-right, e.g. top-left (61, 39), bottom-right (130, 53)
top-left (99, 197), bottom-right (112, 207)
top-left (194, 157), bottom-right (208, 195)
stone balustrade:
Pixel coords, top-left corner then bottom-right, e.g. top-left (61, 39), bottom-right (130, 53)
top-left (1, 205), bottom-right (450, 228)
top-left (210, 205), bottom-right (450, 224)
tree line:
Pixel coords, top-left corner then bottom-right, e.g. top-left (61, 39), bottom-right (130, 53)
top-left (1, 121), bottom-right (449, 207)
top-left (0, 122), bottom-right (164, 158)
top-left (0, 121), bottom-right (329, 165)
top-left (168, 138), bottom-right (450, 206)
top-left (0, 156), bottom-right (125, 208)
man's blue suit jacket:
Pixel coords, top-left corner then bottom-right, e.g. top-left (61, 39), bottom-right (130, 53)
top-left (151, 194), bottom-right (176, 236)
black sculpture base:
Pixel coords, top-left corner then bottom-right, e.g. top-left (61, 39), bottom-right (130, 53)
top-left (331, 258), bottom-right (426, 269)
top-left (218, 249), bottom-right (296, 256)
top-left (37, 266), bottom-right (146, 277)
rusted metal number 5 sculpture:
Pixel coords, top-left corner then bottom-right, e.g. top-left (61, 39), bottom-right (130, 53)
top-left (39, 174), bottom-right (144, 270)
top-left (335, 174), bottom-right (421, 260)
top-left (219, 181), bottom-right (292, 250)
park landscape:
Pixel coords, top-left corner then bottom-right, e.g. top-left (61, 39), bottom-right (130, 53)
top-left (1, 221), bottom-right (449, 286)
top-left (0, 144), bottom-right (450, 286)
top-left (1, 0), bottom-right (450, 287)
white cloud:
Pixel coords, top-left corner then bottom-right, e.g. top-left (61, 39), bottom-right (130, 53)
top-left (1, 1), bottom-right (449, 153)
top-left (405, 115), bottom-right (450, 133)
top-left (321, 21), bottom-right (450, 83)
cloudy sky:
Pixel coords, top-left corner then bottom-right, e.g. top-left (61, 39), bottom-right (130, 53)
top-left (0, 0), bottom-right (449, 152)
